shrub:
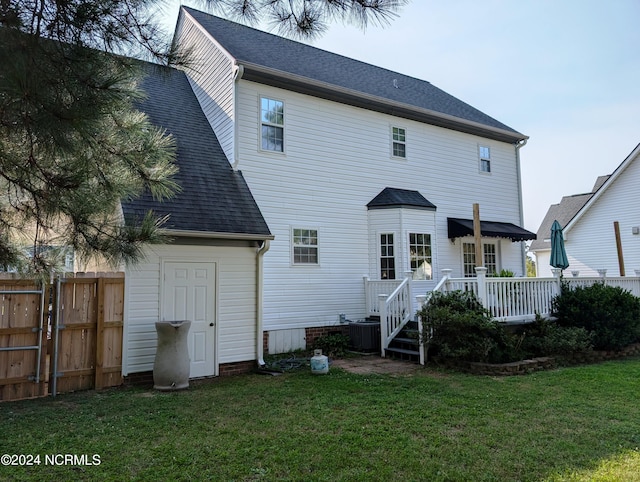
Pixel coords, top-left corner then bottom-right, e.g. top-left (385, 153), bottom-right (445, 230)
top-left (516, 317), bottom-right (594, 358)
top-left (312, 333), bottom-right (349, 357)
top-left (419, 290), bottom-right (515, 363)
top-left (552, 282), bottom-right (640, 351)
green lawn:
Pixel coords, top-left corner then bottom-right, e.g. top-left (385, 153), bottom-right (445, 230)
top-left (1, 359), bottom-right (640, 481)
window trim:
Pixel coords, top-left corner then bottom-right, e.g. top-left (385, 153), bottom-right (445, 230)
top-left (259, 96), bottom-right (285, 153)
top-left (391, 126), bottom-right (407, 159)
top-left (408, 232), bottom-right (433, 280)
top-left (462, 240), bottom-right (499, 277)
top-left (478, 145), bottom-right (491, 173)
top-left (379, 232), bottom-right (396, 280)
top-left (291, 227), bottom-right (319, 266)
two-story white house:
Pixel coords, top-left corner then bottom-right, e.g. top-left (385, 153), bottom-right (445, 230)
top-left (168, 7), bottom-right (535, 357)
top-left (5, 7), bottom-right (537, 382)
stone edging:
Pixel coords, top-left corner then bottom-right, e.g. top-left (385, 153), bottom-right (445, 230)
top-left (435, 343), bottom-right (640, 376)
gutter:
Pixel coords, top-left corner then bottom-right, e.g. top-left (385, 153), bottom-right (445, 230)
top-left (515, 139), bottom-right (528, 275)
top-left (237, 61), bottom-right (528, 144)
top-left (256, 240), bottom-right (270, 367)
top-left (161, 229), bottom-right (273, 241)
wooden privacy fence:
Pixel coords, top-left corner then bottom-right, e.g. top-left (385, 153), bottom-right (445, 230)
top-left (0, 273), bottom-right (124, 402)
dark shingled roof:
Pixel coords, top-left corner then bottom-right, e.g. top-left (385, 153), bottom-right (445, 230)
top-left (367, 188), bottom-right (436, 210)
top-left (529, 193), bottom-right (592, 251)
top-left (121, 63), bottom-right (271, 238)
top-left (182, 7), bottom-right (526, 143)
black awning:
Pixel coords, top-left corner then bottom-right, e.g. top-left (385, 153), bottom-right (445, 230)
top-left (447, 218), bottom-right (536, 242)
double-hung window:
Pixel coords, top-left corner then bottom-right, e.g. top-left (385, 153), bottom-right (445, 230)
top-left (261, 97), bottom-right (284, 152)
top-left (409, 233), bottom-right (432, 280)
top-left (479, 146), bottom-right (491, 173)
top-left (380, 233), bottom-right (396, 279)
top-left (392, 127), bottom-right (406, 158)
top-left (292, 228), bottom-right (318, 264)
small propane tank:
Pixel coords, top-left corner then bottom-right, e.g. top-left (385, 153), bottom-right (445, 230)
top-left (310, 349), bottom-right (329, 375)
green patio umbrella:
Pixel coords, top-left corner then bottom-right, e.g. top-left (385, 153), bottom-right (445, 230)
top-left (549, 220), bottom-right (569, 270)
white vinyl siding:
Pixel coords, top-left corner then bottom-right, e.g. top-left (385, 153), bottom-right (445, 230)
top-left (175, 12), bottom-right (236, 162)
top-left (232, 80), bottom-right (525, 330)
top-left (123, 244), bottom-right (257, 375)
top-left (564, 150), bottom-right (640, 276)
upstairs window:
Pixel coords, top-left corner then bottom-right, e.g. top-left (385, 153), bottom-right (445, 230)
top-left (479, 145), bottom-right (491, 173)
top-left (392, 127), bottom-right (406, 158)
top-left (409, 233), bottom-right (432, 280)
top-left (261, 97), bottom-right (284, 152)
top-left (380, 233), bottom-right (396, 279)
top-left (292, 228), bottom-right (318, 264)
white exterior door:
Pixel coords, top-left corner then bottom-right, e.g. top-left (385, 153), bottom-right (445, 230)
top-left (162, 261), bottom-right (217, 378)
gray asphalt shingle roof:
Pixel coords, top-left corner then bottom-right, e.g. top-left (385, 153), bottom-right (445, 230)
top-left (182, 7), bottom-right (525, 142)
top-left (530, 193), bottom-right (593, 251)
top-left (121, 63), bottom-right (271, 238)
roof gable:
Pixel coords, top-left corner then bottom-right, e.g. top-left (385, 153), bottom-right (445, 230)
top-left (529, 192), bottom-right (592, 251)
top-left (121, 63), bottom-right (271, 239)
top-left (564, 142), bottom-right (640, 235)
top-left (181, 7), bottom-right (526, 144)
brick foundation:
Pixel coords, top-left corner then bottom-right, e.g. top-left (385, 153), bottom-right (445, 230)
top-left (218, 360), bottom-right (256, 376)
top-left (305, 325), bottom-right (349, 349)
top-left (123, 360), bottom-right (258, 386)
top-left (123, 371), bottom-right (154, 386)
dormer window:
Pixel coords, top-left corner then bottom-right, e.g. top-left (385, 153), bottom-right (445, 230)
top-left (392, 127), bottom-right (406, 158)
top-left (261, 97), bottom-right (284, 152)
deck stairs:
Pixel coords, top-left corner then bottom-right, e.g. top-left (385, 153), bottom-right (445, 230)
top-left (384, 319), bottom-right (420, 362)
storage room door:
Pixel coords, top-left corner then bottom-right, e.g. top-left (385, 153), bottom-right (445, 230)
top-left (162, 262), bottom-right (216, 378)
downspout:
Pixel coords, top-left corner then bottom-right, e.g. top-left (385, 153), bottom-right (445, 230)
top-left (256, 239), bottom-right (270, 367)
top-left (515, 138), bottom-right (528, 276)
top-left (232, 64), bottom-right (244, 170)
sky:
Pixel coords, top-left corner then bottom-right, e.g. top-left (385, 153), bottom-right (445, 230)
top-left (158, 0), bottom-right (640, 232)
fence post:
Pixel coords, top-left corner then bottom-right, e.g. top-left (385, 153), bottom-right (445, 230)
top-left (475, 267), bottom-right (488, 307)
top-left (441, 269), bottom-right (452, 293)
top-left (378, 294), bottom-right (388, 357)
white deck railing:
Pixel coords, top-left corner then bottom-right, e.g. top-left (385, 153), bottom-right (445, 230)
top-left (363, 273), bottom-right (413, 356)
top-left (365, 268), bottom-right (640, 366)
top-left (429, 268), bottom-right (640, 323)
top-left (363, 276), bottom-right (403, 317)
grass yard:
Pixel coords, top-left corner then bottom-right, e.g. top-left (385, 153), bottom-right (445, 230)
top-left (1, 358), bottom-right (640, 481)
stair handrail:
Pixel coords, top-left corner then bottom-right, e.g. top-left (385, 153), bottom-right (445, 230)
top-left (379, 272), bottom-right (413, 356)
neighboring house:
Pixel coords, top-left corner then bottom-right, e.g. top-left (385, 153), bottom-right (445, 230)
top-left (121, 63), bottom-right (272, 378)
top-left (529, 178), bottom-right (607, 277)
top-left (532, 143), bottom-right (640, 277)
top-left (171, 7), bottom-right (535, 355)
